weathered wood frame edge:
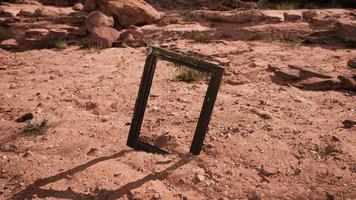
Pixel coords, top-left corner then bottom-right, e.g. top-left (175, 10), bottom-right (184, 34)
top-left (126, 45), bottom-right (224, 155)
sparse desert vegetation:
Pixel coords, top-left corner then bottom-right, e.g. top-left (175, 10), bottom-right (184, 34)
top-left (174, 65), bottom-right (204, 82)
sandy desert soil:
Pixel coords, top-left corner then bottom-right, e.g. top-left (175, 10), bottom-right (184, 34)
top-left (1, 1), bottom-right (356, 200)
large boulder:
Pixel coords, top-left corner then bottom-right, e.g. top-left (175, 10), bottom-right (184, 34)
top-left (83, 0), bottom-right (98, 12)
top-left (90, 26), bottom-right (119, 48)
top-left (98, 0), bottom-right (161, 27)
top-left (84, 11), bottom-right (114, 32)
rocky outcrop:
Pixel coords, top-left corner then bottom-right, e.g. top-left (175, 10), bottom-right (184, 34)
top-left (300, 9), bottom-right (356, 45)
top-left (283, 12), bottom-right (302, 22)
top-left (84, 10), bottom-right (114, 32)
top-left (90, 26), bottom-right (119, 48)
top-left (98, 0), bottom-right (161, 27)
top-left (333, 19), bottom-right (356, 42)
top-left (193, 9), bottom-right (265, 23)
top-left (25, 28), bottom-right (49, 40)
top-left (241, 22), bottom-right (311, 40)
top-left (270, 64), bottom-right (356, 91)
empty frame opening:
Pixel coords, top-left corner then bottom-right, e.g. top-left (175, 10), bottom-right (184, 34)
top-left (139, 59), bottom-right (211, 153)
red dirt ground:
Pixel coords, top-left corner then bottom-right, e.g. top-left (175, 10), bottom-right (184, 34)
top-left (1, 39), bottom-right (355, 199)
top-left (0, 4), bottom-right (356, 199)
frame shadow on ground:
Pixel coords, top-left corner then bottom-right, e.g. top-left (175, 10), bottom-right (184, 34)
top-left (10, 149), bottom-right (194, 200)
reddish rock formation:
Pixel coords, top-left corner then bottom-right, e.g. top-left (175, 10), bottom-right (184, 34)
top-left (90, 26), bottom-right (119, 48)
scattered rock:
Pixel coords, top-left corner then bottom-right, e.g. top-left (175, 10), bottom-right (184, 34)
top-left (225, 78), bottom-right (248, 85)
top-left (342, 119), bottom-right (356, 129)
top-left (25, 28), bottom-right (49, 40)
top-left (90, 26), bottom-right (119, 48)
top-left (85, 101), bottom-right (98, 110)
top-left (257, 164), bottom-right (275, 182)
top-left (297, 77), bottom-right (341, 91)
top-left (251, 109), bottom-right (272, 119)
top-left (350, 163), bottom-right (356, 173)
top-left (194, 174), bottom-right (205, 183)
top-left (213, 57), bottom-right (231, 66)
top-left (73, 3), bottom-right (84, 11)
top-left (9, 84), bottom-right (17, 89)
top-left (98, 0), bottom-right (161, 27)
top-left (324, 142), bottom-right (342, 156)
top-left (85, 11), bottom-right (114, 32)
top-left (331, 135), bottom-right (341, 142)
top-left (155, 159), bottom-right (172, 165)
top-left (23, 151), bottom-right (33, 158)
top-left (117, 27), bottom-right (145, 47)
top-left (86, 148), bottom-right (99, 156)
top-left (326, 192), bottom-right (335, 200)
top-left (347, 58), bottom-right (356, 69)
top-left (292, 166), bottom-right (302, 175)
top-left (225, 74), bottom-right (250, 85)
top-left (337, 74), bottom-right (356, 91)
top-left (0, 39), bottom-right (18, 50)
top-left (274, 67), bottom-right (301, 81)
top-left (110, 101), bottom-right (118, 111)
top-left (16, 112), bottom-right (33, 123)
top-left (1, 144), bottom-right (17, 152)
top-left (246, 190), bottom-right (263, 200)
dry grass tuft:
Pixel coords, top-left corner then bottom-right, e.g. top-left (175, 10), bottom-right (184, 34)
top-left (192, 31), bottom-right (212, 43)
top-left (54, 40), bottom-right (67, 50)
top-left (174, 64), bottom-right (204, 83)
top-left (263, 33), bottom-right (302, 46)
